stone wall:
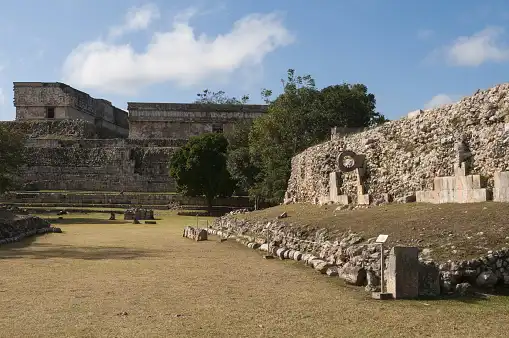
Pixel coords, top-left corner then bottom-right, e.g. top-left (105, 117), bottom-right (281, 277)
top-left (127, 102), bottom-right (267, 139)
top-left (286, 83), bottom-right (509, 204)
top-left (0, 192), bottom-right (252, 208)
top-left (17, 138), bottom-right (178, 192)
top-left (1, 119), bottom-right (99, 139)
top-left (13, 82), bottom-right (128, 138)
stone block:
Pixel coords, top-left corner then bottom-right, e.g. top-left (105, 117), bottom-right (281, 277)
top-left (494, 171), bottom-right (509, 202)
top-left (471, 175), bottom-right (481, 190)
top-left (332, 194), bottom-right (350, 205)
top-left (329, 172), bottom-right (339, 200)
top-left (386, 246), bottom-right (419, 299)
top-left (474, 189), bottom-right (487, 202)
top-left (357, 194), bottom-right (371, 205)
top-left (338, 264), bottom-right (366, 286)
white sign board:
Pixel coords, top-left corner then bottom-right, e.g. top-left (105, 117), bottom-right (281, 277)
top-left (375, 234), bottom-right (389, 244)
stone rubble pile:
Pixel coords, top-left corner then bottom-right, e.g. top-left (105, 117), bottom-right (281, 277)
top-left (286, 83), bottom-right (509, 203)
top-left (0, 211), bottom-right (62, 245)
top-left (211, 215), bottom-right (509, 295)
top-left (123, 208), bottom-right (155, 220)
top-left (227, 208), bottom-right (250, 215)
top-left (182, 226), bottom-right (208, 241)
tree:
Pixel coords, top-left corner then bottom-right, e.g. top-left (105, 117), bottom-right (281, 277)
top-left (169, 133), bottom-right (235, 212)
top-left (0, 125), bottom-right (25, 194)
top-left (195, 89), bottom-right (249, 105)
top-left (224, 120), bottom-right (261, 200)
top-left (195, 88), bottom-right (262, 202)
top-left (249, 69), bottom-right (386, 203)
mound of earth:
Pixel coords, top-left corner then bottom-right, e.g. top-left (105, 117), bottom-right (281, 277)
top-left (238, 202), bottom-right (509, 262)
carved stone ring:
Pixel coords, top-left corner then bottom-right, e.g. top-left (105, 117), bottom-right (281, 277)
top-left (337, 151), bottom-right (358, 172)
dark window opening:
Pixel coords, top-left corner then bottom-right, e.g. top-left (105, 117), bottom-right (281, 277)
top-left (46, 107), bottom-right (55, 118)
top-left (212, 124), bottom-right (223, 133)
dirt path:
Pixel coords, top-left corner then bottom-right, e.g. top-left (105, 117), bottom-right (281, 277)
top-left (0, 213), bottom-right (508, 338)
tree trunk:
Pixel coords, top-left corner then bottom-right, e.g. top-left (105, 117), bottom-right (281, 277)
top-left (206, 196), bottom-right (213, 216)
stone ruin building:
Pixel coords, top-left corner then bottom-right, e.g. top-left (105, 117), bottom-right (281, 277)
top-left (1, 82), bottom-right (267, 193)
top-left (284, 83), bottom-right (509, 205)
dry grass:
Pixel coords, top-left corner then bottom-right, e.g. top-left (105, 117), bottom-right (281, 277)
top-left (0, 211), bottom-right (508, 337)
top-left (242, 202), bottom-right (509, 262)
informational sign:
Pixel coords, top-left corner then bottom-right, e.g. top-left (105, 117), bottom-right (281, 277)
top-left (375, 234), bottom-right (389, 244)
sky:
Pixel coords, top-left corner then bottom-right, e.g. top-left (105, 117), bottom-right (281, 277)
top-left (1, 0), bottom-right (509, 121)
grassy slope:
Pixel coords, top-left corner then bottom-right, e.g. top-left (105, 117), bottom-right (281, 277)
top-left (0, 210), bottom-right (508, 337)
top-left (240, 202), bottom-right (509, 262)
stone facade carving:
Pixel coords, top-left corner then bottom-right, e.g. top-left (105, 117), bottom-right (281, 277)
top-left (127, 102), bottom-right (267, 139)
top-left (286, 83), bottom-right (509, 204)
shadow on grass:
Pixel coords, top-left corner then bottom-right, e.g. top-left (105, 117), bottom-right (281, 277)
top-left (0, 242), bottom-right (160, 260)
top-left (42, 217), bottom-right (132, 225)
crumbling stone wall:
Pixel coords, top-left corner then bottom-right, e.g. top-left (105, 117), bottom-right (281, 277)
top-left (286, 83), bottom-right (509, 203)
top-left (1, 120), bottom-right (99, 139)
top-left (14, 82), bottom-right (128, 138)
top-left (127, 102), bottom-right (267, 139)
top-left (18, 139), bottom-right (178, 192)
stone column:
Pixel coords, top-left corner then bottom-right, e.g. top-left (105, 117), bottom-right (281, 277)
top-left (386, 246), bottom-right (419, 299)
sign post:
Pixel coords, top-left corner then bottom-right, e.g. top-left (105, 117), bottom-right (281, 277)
top-left (372, 234), bottom-right (392, 300)
top-left (263, 227), bottom-right (274, 259)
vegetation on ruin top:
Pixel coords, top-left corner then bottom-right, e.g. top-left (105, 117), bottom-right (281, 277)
top-left (239, 202), bottom-right (509, 262)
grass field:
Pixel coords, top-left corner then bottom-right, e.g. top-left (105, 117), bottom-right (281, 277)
top-left (0, 211), bottom-right (509, 337)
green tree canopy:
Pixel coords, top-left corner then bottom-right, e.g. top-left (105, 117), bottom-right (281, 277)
top-left (169, 133), bottom-right (235, 212)
top-left (0, 125), bottom-right (25, 194)
top-left (195, 88), bottom-right (259, 200)
top-left (223, 120), bottom-right (260, 198)
top-left (249, 69), bottom-right (386, 203)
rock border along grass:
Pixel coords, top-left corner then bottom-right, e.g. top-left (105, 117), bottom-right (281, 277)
top-left (207, 215), bottom-right (509, 297)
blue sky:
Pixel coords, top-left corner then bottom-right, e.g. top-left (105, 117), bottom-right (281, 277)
top-left (1, 0), bottom-right (509, 121)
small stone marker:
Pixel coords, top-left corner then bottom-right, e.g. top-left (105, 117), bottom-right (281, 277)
top-left (182, 226), bottom-right (208, 241)
top-left (386, 246), bottom-right (419, 299)
top-left (372, 234), bottom-right (393, 300)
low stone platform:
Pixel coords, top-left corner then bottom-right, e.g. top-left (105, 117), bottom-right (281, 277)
top-left (0, 210), bottom-right (62, 245)
top-left (124, 208), bottom-right (155, 220)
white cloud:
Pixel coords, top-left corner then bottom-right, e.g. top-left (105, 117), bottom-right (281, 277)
top-left (417, 29), bottom-right (434, 40)
top-left (424, 94), bottom-right (460, 109)
top-left (442, 27), bottom-right (509, 66)
top-left (62, 7), bottom-right (294, 95)
top-left (108, 4), bottom-right (160, 38)
top-left (0, 88), bottom-right (4, 106)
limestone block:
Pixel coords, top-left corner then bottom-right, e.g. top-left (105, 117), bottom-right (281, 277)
top-left (357, 194), bottom-right (371, 205)
top-left (386, 246), bottom-right (419, 299)
top-left (329, 172), bottom-right (339, 200)
top-left (494, 171), bottom-right (509, 202)
top-left (471, 175), bottom-right (481, 190)
top-left (469, 189), bottom-right (487, 203)
top-left (338, 264), bottom-right (366, 286)
top-left (332, 194), bottom-right (350, 205)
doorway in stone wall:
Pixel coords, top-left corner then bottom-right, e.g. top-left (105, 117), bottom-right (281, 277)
top-left (46, 107), bottom-right (55, 118)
